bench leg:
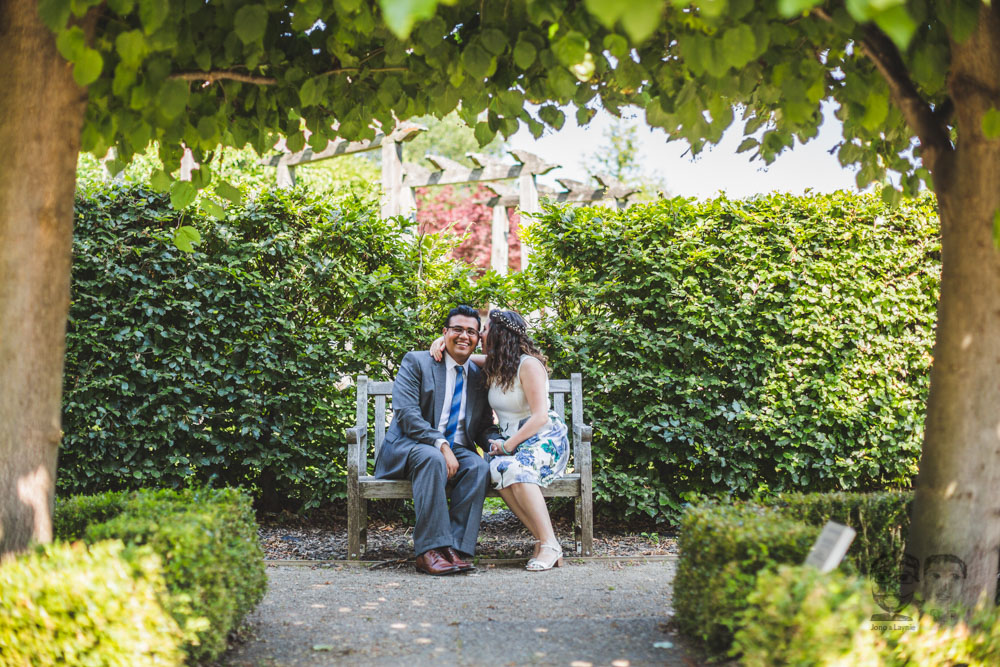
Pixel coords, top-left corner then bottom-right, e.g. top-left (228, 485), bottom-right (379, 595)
top-left (581, 491), bottom-right (593, 556)
top-left (359, 498), bottom-right (368, 555)
top-left (348, 483), bottom-right (364, 559)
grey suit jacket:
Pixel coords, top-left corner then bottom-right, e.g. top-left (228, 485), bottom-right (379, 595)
top-left (373, 351), bottom-right (499, 480)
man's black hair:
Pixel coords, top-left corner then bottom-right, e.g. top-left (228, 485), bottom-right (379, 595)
top-left (444, 305), bottom-right (481, 329)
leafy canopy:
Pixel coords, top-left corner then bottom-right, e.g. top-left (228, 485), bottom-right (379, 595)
top-left (50, 0), bottom-right (957, 210)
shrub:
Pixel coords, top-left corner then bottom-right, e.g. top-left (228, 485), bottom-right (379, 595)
top-left (674, 491), bottom-right (911, 653)
top-left (61, 183), bottom-right (512, 508)
top-left (673, 500), bottom-right (821, 650)
top-left (525, 191), bottom-right (939, 520)
top-left (52, 489), bottom-right (127, 540)
top-left (734, 565), bottom-right (1000, 666)
top-left (82, 487), bottom-right (266, 663)
top-left (759, 490), bottom-right (913, 576)
top-left (0, 540), bottom-right (184, 666)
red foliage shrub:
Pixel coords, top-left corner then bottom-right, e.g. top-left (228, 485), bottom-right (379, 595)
top-left (415, 184), bottom-right (521, 273)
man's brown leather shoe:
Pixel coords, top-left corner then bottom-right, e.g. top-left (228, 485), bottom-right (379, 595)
top-left (443, 547), bottom-right (475, 572)
top-left (415, 549), bottom-right (460, 576)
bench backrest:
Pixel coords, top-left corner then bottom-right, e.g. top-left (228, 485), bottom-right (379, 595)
top-left (352, 373), bottom-right (585, 474)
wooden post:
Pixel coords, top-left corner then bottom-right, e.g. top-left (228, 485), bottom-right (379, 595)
top-left (276, 163), bottom-right (296, 188)
top-left (381, 138), bottom-right (403, 219)
top-left (491, 205), bottom-right (509, 275)
top-left (179, 147), bottom-right (197, 181)
top-left (518, 172), bottom-right (539, 271)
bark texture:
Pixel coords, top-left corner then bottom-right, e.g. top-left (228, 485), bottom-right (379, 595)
top-left (907, 5), bottom-right (1000, 610)
top-left (0, 0), bottom-right (88, 557)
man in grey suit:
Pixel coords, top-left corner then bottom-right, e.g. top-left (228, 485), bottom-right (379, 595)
top-left (374, 305), bottom-right (498, 575)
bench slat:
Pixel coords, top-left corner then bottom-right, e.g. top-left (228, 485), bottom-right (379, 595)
top-left (368, 381), bottom-right (395, 395)
top-left (374, 394), bottom-right (386, 467)
top-left (359, 474), bottom-right (582, 499)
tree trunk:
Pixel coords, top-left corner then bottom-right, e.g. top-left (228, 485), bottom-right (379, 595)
top-left (0, 1), bottom-right (88, 557)
top-left (907, 7), bottom-right (1000, 611)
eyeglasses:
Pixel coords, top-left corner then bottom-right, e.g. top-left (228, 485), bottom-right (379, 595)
top-left (446, 326), bottom-right (480, 338)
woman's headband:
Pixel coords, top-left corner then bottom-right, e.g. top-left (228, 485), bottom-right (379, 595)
top-left (490, 310), bottom-right (526, 335)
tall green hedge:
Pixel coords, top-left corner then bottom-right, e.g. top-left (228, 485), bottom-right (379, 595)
top-left (525, 191), bottom-right (939, 519)
top-left (61, 184), bottom-right (506, 508)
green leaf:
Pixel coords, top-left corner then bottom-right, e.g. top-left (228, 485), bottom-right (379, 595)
top-left (982, 108), bottom-right (1000, 139)
top-left (115, 30), bottom-right (148, 68)
top-left (38, 0), bottom-right (72, 31)
top-left (201, 199), bottom-right (226, 219)
top-left (157, 79), bottom-right (189, 118)
top-left (873, 5), bottom-right (917, 50)
top-left (73, 49), bottom-right (104, 86)
top-left (299, 77), bottom-right (322, 107)
top-left (172, 225), bottom-right (202, 253)
top-left (553, 31), bottom-right (589, 68)
top-left (379, 0), bottom-right (439, 38)
top-left (736, 137), bottom-right (758, 153)
top-left (513, 38), bottom-right (537, 69)
top-left (150, 170), bottom-right (171, 192)
top-left (56, 27), bottom-right (86, 61)
top-left (619, 0), bottom-right (662, 43)
top-left (234, 4), bottom-right (268, 44)
top-left (214, 180), bottom-right (242, 205)
top-left (474, 121), bottom-right (495, 146)
top-left (169, 181), bottom-right (197, 210)
top-left (570, 53), bottom-right (596, 81)
top-left (480, 29), bottom-right (507, 56)
top-left (461, 41), bottom-right (495, 78)
top-left (584, 0), bottom-right (628, 27)
top-left (994, 209), bottom-right (1000, 249)
top-left (538, 105), bottom-right (565, 129)
top-left (138, 0), bottom-right (169, 34)
top-left (722, 25), bottom-right (756, 69)
top-left (603, 34), bottom-right (629, 60)
top-left (778, 0), bottom-right (822, 17)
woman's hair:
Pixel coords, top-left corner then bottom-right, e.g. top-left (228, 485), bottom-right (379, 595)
top-left (483, 310), bottom-right (548, 390)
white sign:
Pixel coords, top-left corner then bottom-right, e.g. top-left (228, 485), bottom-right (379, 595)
top-left (804, 521), bottom-right (856, 573)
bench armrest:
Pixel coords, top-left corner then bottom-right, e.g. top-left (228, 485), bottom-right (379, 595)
top-left (346, 426), bottom-right (367, 477)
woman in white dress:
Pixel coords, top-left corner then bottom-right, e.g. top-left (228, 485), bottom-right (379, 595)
top-left (432, 309), bottom-right (569, 571)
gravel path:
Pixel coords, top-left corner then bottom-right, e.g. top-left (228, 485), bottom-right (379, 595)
top-left (224, 558), bottom-right (703, 667)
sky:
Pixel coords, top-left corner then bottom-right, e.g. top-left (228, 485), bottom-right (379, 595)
top-left (507, 102), bottom-right (861, 200)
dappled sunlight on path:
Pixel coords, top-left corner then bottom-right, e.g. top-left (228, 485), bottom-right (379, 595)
top-left (224, 560), bottom-right (702, 666)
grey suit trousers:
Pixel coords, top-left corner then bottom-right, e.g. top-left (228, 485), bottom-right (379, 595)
top-left (406, 443), bottom-right (489, 556)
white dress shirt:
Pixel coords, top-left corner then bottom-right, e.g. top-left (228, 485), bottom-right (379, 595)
top-left (435, 352), bottom-right (471, 450)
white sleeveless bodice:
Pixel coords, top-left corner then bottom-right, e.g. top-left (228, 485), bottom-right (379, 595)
top-left (488, 355), bottom-right (549, 438)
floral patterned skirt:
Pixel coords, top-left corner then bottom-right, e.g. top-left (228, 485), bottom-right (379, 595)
top-left (489, 411), bottom-right (569, 490)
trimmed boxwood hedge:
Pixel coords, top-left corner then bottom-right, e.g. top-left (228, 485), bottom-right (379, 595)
top-left (525, 191), bottom-right (938, 520)
top-left (673, 490), bottom-right (911, 653)
top-left (0, 540), bottom-right (184, 666)
top-left (54, 486), bottom-right (266, 663)
top-left (734, 564), bottom-right (1000, 665)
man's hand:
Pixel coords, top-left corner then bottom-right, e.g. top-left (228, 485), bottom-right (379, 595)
top-left (488, 439), bottom-right (505, 456)
top-left (442, 444), bottom-right (460, 478)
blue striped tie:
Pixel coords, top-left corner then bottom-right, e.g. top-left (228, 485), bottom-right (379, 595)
top-left (443, 366), bottom-right (464, 447)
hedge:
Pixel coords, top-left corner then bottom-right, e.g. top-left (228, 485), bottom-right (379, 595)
top-left (61, 183), bottom-right (510, 509)
top-left (0, 540), bottom-right (184, 666)
top-left (673, 491), bottom-right (911, 652)
top-left (54, 486), bottom-right (266, 663)
top-left (734, 564), bottom-right (1000, 666)
top-left (525, 191), bottom-right (938, 520)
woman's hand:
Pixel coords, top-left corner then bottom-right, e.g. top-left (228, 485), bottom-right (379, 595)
top-left (429, 335), bottom-right (445, 361)
top-left (488, 439), bottom-right (509, 456)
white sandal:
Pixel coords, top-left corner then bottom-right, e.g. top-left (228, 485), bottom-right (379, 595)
top-left (526, 542), bottom-right (563, 571)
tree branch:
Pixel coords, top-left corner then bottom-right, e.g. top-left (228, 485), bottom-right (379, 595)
top-left (812, 8), bottom-right (953, 165)
top-left (170, 66), bottom-right (408, 86)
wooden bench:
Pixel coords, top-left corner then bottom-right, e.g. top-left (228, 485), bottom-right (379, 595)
top-left (346, 373), bottom-right (594, 559)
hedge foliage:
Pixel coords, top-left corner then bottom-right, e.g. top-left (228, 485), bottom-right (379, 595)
top-left (525, 191), bottom-right (939, 519)
top-left (61, 183), bottom-right (509, 508)
top-left (54, 487), bottom-right (266, 663)
top-left (734, 565), bottom-right (1000, 666)
top-left (0, 540), bottom-right (184, 666)
top-left (673, 491), bottom-right (911, 652)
